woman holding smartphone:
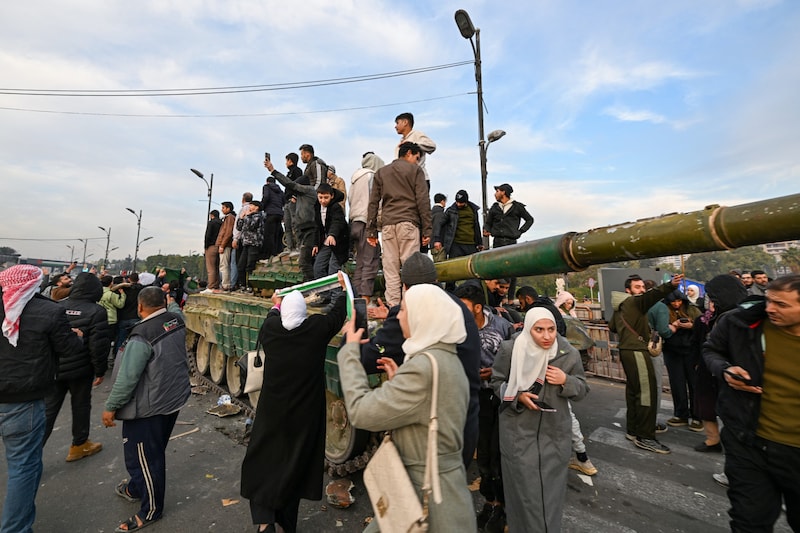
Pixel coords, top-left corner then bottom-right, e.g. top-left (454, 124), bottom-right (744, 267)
top-left (491, 307), bottom-right (588, 532)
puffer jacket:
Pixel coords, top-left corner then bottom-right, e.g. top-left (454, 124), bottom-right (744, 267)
top-left (59, 273), bottom-right (111, 380)
top-left (0, 294), bottom-right (85, 403)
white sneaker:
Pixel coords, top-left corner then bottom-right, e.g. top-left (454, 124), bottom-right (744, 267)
top-left (712, 472), bottom-right (729, 487)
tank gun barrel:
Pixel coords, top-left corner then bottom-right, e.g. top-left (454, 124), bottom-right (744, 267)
top-left (435, 192), bottom-right (800, 282)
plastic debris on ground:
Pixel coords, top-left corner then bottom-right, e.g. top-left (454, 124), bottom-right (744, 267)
top-left (325, 479), bottom-right (355, 508)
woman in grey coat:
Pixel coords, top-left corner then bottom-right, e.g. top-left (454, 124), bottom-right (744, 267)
top-left (491, 307), bottom-right (589, 532)
top-left (338, 284), bottom-right (477, 532)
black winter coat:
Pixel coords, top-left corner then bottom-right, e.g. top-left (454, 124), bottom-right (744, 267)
top-left (0, 294), bottom-right (85, 403)
top-left (314, 189), bottom-right (349, 264)
top-left (204, 217), bottom-right (223, 249)
top-left (485, 200), bottom-right (534, 241)
top-left (261, 182), bottom-right (285, 216)
top-left (703, 297), bottom-right (767, 445)
top-left (59, 273), bottom-right (111, 380)
top-left (435, 201), bottom-right (481, 254)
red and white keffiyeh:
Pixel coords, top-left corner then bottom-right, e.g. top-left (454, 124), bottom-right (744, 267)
top-left (0, 265), bottom-right (44, 347)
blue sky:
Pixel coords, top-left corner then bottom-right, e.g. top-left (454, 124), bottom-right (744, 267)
top-left (1, 0), bottom-right (798, 264)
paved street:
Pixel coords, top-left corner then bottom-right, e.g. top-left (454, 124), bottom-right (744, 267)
top-left (0, 375), bottom-right (791, 532)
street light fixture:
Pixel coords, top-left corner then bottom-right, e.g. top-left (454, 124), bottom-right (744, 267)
top-left (98, 226), bottom-right (112, 270)
top-left (65, 244), bottom-right (75, 263)
top-left (126, 208), bottom-right (145, 273)
top-left (77, 238), bottom-right (89, 264)
top-left (454, 9), bottom-right (506, 248)
top-left (191, 168), bottom-right (214, 278)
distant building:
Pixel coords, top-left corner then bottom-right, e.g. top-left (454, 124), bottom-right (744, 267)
top-left (762, 240), bottom-right (800, 257)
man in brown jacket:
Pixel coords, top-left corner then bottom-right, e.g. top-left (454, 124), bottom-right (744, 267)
top-left (366, 141), bottom-right (432, 307)
top-left (215, 202), bottom-right (236, 291)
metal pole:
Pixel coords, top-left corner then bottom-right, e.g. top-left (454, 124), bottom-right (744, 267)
top-left (80, 239), bottom-right (88, 264)
top-left (104, 227), bottom-right (111, 270)
top-left (474, 28), bottom-right (490, 249)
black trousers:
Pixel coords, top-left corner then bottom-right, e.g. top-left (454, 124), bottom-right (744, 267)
top-left (721, 427), bottom-right (799, 532)
top-left (262, 214), bottom-right (284, 259)
top-left (236, 245), bottom-right (261, 288)
top-left (122, 412), bottom-right (180, 523)
top-left (43, 374), bottom-right (94, 446)
top-left (477, 388), bottom-right (504, 503)
top-left (250, 497), bottom-right (300, 533)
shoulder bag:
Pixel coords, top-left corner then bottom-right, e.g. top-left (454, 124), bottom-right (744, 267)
top-left (362, 351), bottom-right (441, 533)
top-left (239, 340), bottom-right (265, 394)
top-left (619, 315), bottom-right (662, 357)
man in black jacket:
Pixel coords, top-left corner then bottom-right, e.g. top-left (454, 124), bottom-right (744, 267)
top-left (0, 265), bottom-right (85, 532)
top-left (310, 183), bottom-right (348, 306)
top-left (703, 274), bottom-right (800, 531)
top-left (204, 209), bottom-right (223, 291)
top-left (484, 183), bottom-right (534, 297)
top-left (44, 272), bottom-right (111, 461)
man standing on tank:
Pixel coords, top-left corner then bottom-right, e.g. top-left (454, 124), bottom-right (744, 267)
top-left (366, 141), bottom-right (432, 307)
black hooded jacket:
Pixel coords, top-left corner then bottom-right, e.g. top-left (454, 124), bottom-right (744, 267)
top-left (703, 295), bottom-right (767, 445)
top-left (59, 273), bottom-right (111, 380)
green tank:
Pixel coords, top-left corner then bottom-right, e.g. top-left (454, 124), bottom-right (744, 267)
top-left (183, 191), bottom-right (800, 474)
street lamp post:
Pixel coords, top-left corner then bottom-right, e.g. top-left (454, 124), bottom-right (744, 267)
top-left (126, 208), bottom-right (143, 273)
top-left (66, 244), bottom-right (75, 263)
top-left (454, 9), bottom-right (506, 249)
top-left (191, 169), bottom-right (213, 279)
top-left (98, 226), bottom-right (111, 270)
top-left (77, 238), bottom-right (89, 264)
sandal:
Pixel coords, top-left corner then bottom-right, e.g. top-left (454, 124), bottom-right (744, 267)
top-left (115, 514), bottom-right (159, 532)
top-left (115, 480), bottom-right (139, 503)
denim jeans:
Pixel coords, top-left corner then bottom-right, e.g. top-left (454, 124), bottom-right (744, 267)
top-left (0, 399), bottom-right (45, 533)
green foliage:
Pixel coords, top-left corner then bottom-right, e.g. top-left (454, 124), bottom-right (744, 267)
top-left (780, 247), bottom-right (800, 274)
top-left (0, 246), bottom-right (18, 256)
top-left (685, 246), bottom-right (778, 282)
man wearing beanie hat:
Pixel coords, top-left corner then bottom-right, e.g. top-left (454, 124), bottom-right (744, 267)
top-left (0, 265), bottom-right (84, 532)
top-left (361, 252), bottom-right (481, 468)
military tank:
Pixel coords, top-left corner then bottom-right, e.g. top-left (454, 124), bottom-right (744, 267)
top-left (183, 191), bottom-right (800, 475)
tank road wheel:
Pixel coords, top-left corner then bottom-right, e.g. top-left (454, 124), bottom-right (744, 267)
top-left (226, 355), bottom-right (243, 397)
top-left (325, 390), bottom-right (369, 467)
top-left (195, 336), bottom-right (211, 376)
top-left (209, 343), bottom-right (226, 384)
top-left (248, 390), bottom-right (261, 409)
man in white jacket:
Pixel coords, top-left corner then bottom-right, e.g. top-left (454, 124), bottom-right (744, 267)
top-left (394, 112), bottom-right (436, 188)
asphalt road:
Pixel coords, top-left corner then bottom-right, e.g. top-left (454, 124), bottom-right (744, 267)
top-left (0, 376), bottom-right (791, 532)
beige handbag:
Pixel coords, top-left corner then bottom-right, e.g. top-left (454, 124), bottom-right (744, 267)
top-left (363, 352), bottom-right (442, 533)
top-left (242, 342), bottom-right (265, 394)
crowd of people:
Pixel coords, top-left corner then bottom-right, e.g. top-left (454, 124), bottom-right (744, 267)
top-left (1, 110), bottom-right (797, 532)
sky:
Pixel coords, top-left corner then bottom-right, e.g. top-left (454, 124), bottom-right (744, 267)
top-left (1, 0), bottom-right (798, 265)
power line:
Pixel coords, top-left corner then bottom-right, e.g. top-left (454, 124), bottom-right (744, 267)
top-left (0, 237), bottom-right (105, 242)
top-left (0, 62), bottom-right (473, 97)
top-left (0, 92), bottom-right (470, 118)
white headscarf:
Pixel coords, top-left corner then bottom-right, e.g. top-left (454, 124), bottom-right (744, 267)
top-left (280, 290), bottom-right (307, 331)
top-left (686, 284), bottom-right (700, 305)
top-left (401, 284), bottom-right (467, 357)
top-left (503, 307), bottom-right (559, 402)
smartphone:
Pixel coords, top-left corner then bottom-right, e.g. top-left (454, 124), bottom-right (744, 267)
top-left (679, 317), bottom-right (691, 323)
top-left (353, 298), bottom-right (368, 340)
top-left (724, 368), bottom-right (753, 386)
top-left (264, 152), bottom-right (271, 161)
top-left (533, 400), bottom-right (557, 412)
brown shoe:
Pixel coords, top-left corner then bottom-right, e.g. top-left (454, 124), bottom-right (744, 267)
top-left (66, 440), bottom-right (103, 462)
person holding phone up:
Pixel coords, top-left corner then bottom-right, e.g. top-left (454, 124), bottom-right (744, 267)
top-left (490, 307), bottom-right (588, 533)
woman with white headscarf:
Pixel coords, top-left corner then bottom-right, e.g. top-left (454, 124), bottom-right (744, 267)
top-left (241, 282), bottom-right (347, 533)
top-left (490, 307), bottom-right (588, 532)
top-left (338, 284), bottom-right (476, 532)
